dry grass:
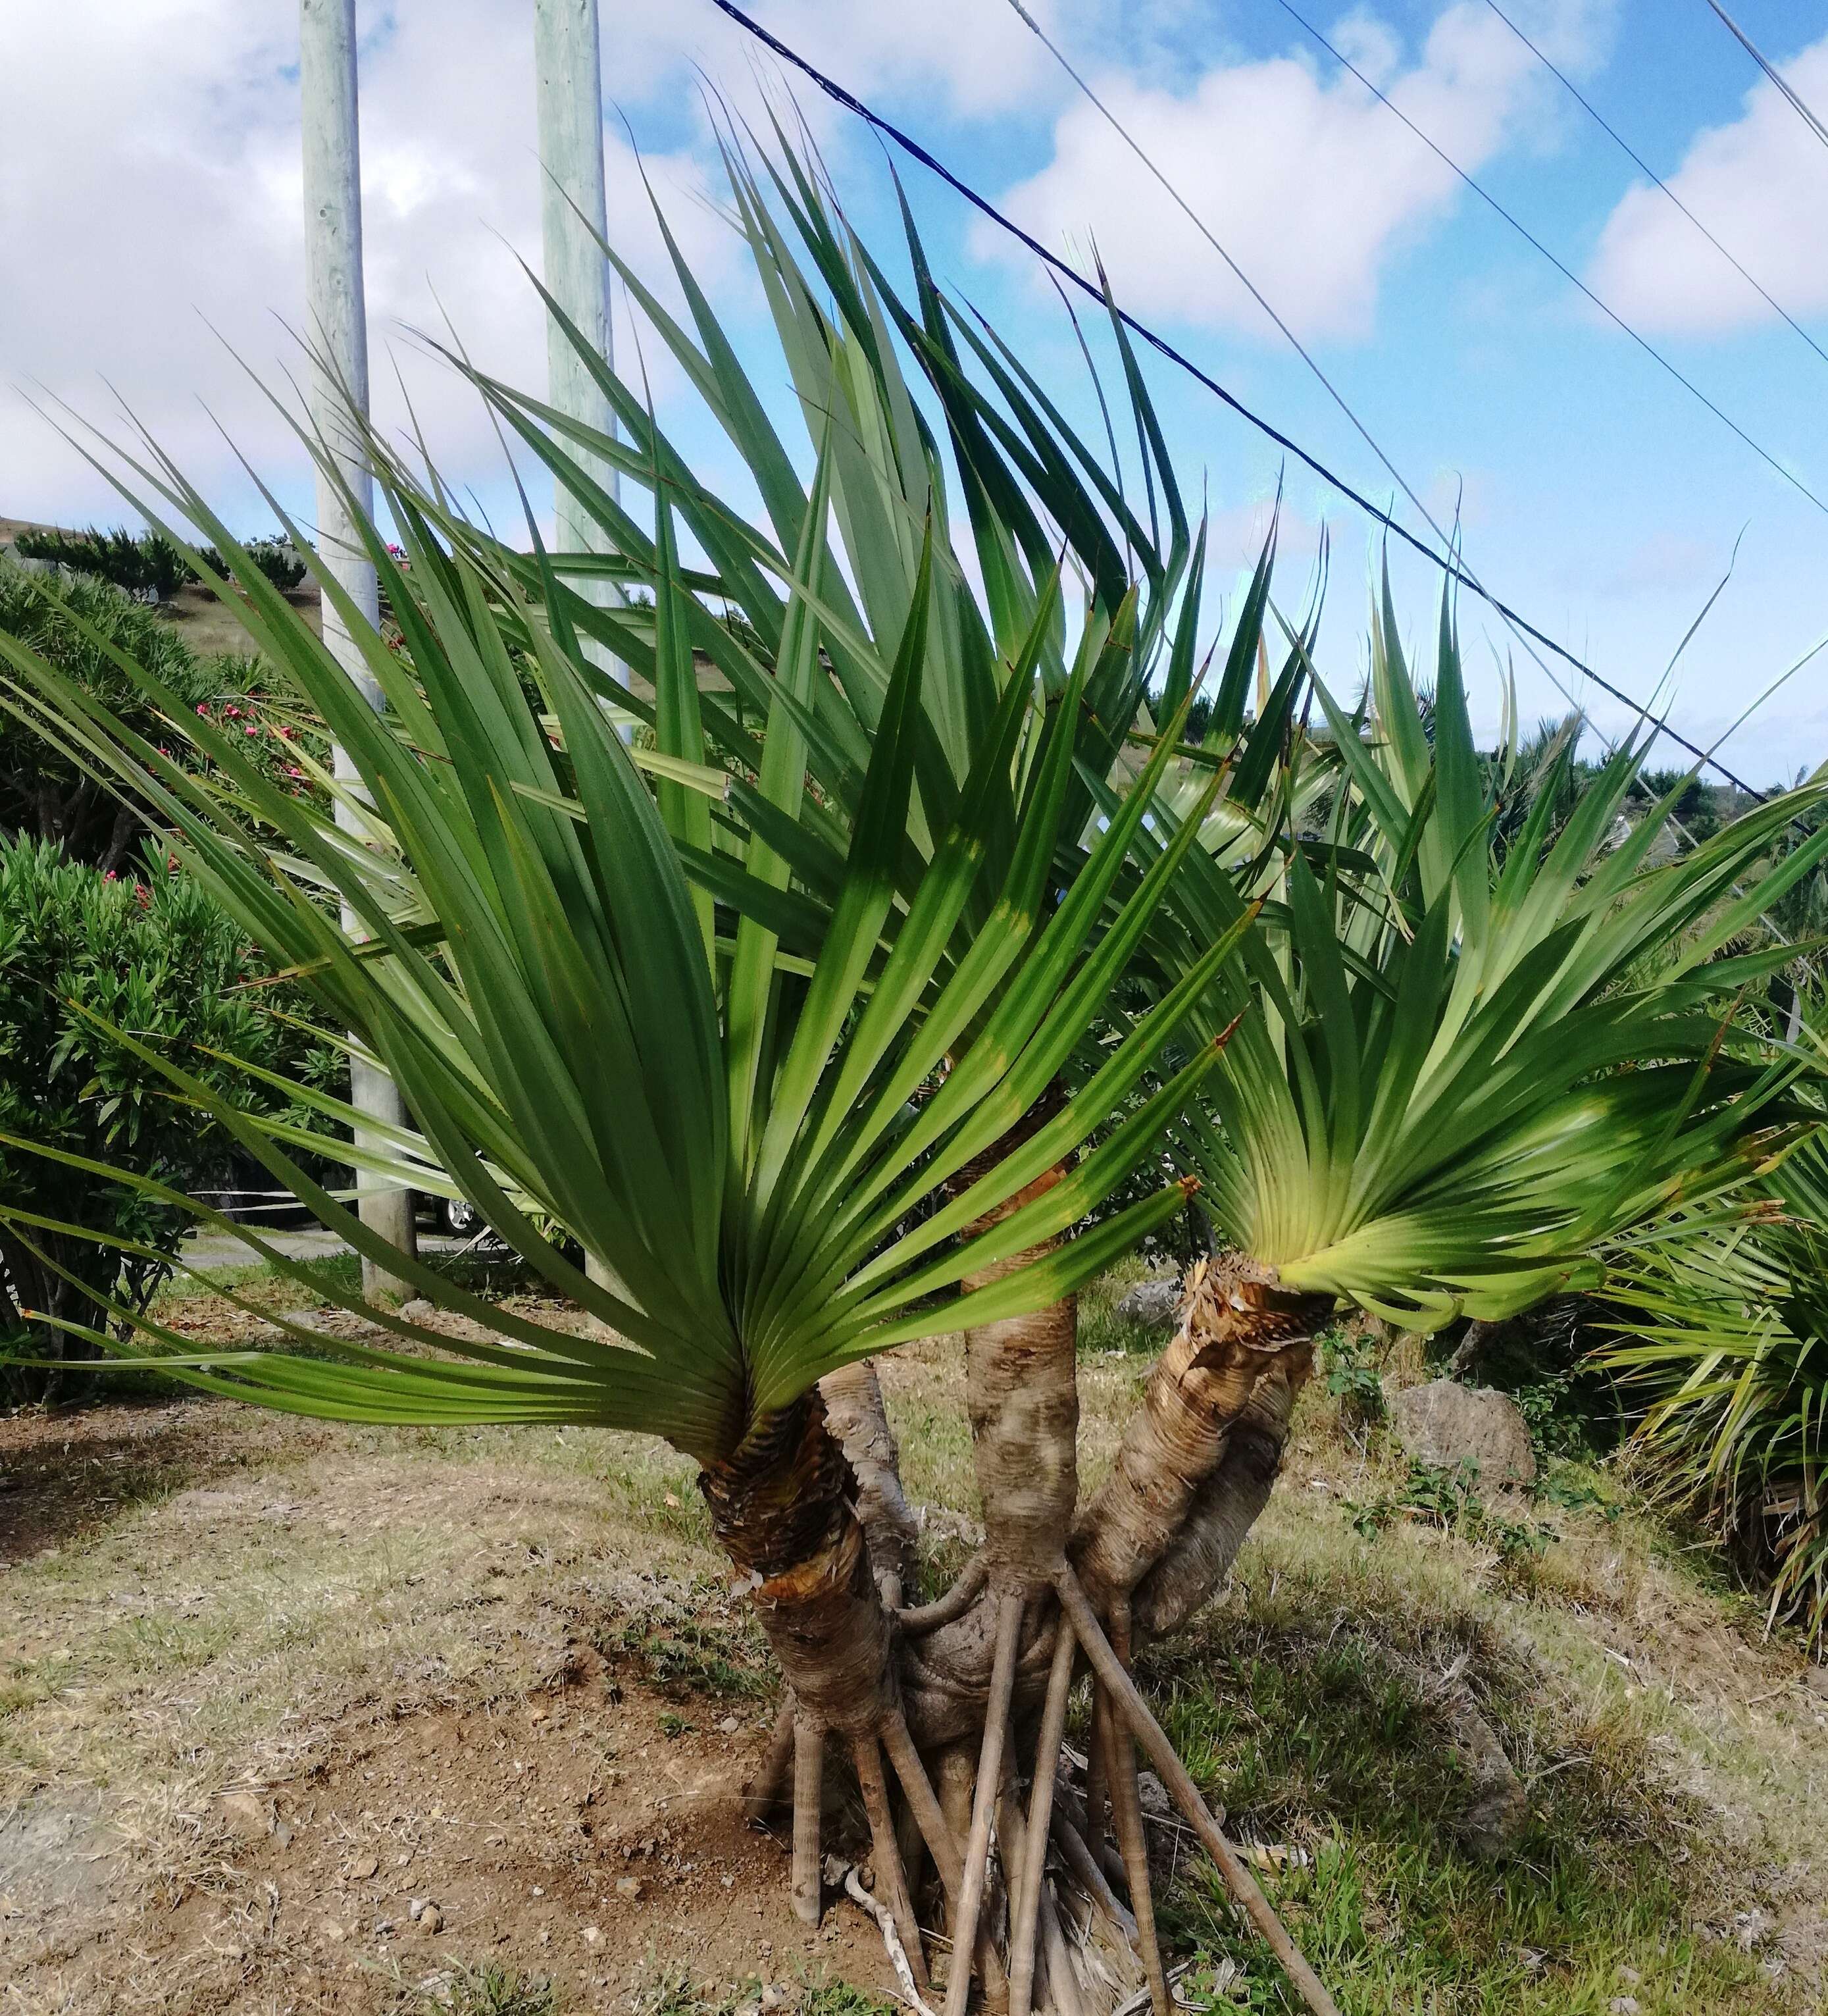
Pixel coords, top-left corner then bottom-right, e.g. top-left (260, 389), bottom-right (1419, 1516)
top-left (2, 1266), bottom-right (1825, 2013)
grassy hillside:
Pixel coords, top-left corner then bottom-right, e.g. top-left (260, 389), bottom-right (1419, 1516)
top-left (2, 1260), bottom-right (1823, 2016)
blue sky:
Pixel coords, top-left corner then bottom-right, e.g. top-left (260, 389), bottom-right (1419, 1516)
top-left (4, 0), bottom-right (1826, 783)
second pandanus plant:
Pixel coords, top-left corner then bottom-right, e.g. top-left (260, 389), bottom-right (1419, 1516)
top-left (1073, 579), bottom-right (1828, 1782)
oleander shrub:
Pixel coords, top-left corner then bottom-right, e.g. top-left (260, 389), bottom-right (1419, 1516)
top-left (0, 837), bottom-right (339, 1399)
top-left (0, 560), bottom-right (321, 869)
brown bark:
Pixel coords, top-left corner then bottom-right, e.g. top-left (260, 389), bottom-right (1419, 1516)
top-left (821, 1360), bottom-right (921, 1604)
top-left (1073, 1256), bottom-right (1329, 1616)
top-left (952, 1081), bottom-right (1080, 1588)
top-left (699, 1392), bottom-right (892, 1736)
top-left (1130, 1341), bottom-right (1313, 1642)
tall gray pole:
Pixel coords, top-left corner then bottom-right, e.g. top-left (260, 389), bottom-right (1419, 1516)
top-left (301, 0), bottom-right (417, 1297)
top-left (534, 0), bottom-right (621, 573)
top-left (536, 0), bottom-right (624, 1320)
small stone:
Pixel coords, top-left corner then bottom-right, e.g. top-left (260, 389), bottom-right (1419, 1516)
top-left (530, 1884), bottom-right (545, 1898)
top-left (272, 1821), bottom-right (294, 1848)
top-left (719, 1715), bottom-right (740, 1734)
top-left (219, 1790), bottom-right (272, 1840)
top-left (617, 1876), bottom-right (644, 1900)
top-left (420, 1905), bottom-right (443, 1935)
top-left (400, 1298), bottom-right (434, 1320)
top-left (409, 1898), bottom-right (429, 1921)
top-left (348, 1851), bottom-right (380, 1881)
top-left (1609, 2000), bottom-right (1640, 2015)
top-left (583, 1926), bottom-right (603, 1948)
top-left (373, 1917), bottom-right (395, 1937)
top-left (1387, 1380), bottom-right (1536, 1487)
top-left (1616, 1967), bottom-right (1641, 1986)
top-left (321, 1919), bottom-right (347, 1944)
top-left (761, 1987), bottom-right (784, 2011)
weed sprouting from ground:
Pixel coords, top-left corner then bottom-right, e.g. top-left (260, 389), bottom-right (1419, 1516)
top-left (399, 1961), bottom-right (557, 2015)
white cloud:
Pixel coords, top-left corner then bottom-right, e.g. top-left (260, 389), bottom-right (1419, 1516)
top-left (975, 0), bottom-right (1610, 344)
top-left (745, 0), bottom-right (1061, 121)
top-left (1587, 34), bottom-right (1828, 336)
top-left (0, 1), bottom-right (753, 530)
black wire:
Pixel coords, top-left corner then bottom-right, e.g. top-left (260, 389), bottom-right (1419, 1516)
top-left (1267, 0), bottom-right (1828, 521)
top-left (1482, 0), bottom-right (1828, 372)
top-left (1705, 0), bottom-right (1828, 154)
top-left (701, 0), bottom-right (1781, 800)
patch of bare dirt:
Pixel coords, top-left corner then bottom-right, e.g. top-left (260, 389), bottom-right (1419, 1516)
top-left (1, 1644), bottom-right (898, 2016)
top-left (0, 1395), bottom-right (330, 1566)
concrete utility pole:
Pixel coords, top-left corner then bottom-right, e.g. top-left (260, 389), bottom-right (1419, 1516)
top-left (300, 0), bottom-right (418, 1298)
top-left (534, 0), bottom-right (621, 573)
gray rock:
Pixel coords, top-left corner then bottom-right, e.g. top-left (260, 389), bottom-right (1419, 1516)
top-left (1113, 1274), bottom-right (1184, 1331)
top-left (1387, 1380), bottom-right (1536, 1487)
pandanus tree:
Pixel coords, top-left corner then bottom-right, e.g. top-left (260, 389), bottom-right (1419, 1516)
top-left (1076, 588), bottom-right (1828, 1669)
top-left (1603, 1118), bottom-right (1828, 1645)
top-left (393, 141), bottom-right (1350, 2011)
top-left (0, 141), bottom-right (1345, 2013)
top-left (11, 126), bottom-right (1825, 2016)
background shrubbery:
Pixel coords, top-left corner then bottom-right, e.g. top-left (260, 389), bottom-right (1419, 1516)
top-left (0, 559), bottom-right (339, 1399)
top-left (14, 523), bottom-right (308, 601)
top-left (0, 837), bottom-right (339, 1398)
top-left (0, 561), bottom-right (323, 871)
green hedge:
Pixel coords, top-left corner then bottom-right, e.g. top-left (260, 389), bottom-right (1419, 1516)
top-left (0, 837), bottom-right (339, 1398)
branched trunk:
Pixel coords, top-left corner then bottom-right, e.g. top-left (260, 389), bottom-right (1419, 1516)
top-left (1131, 1341), bottom-right (1311, 1641)
top-left (821, 1360), bottom-right (920, 1605)
top-left (1074, 1256), bottom-right (1327, 1619)
top-left (707, 1247), bottom-right (1342, 2015)
top-left (699, 1391), bottom-right (892, 1736)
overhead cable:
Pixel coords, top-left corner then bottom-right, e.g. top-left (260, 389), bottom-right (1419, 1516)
top-left (1704, 1), bottom-right (1828, 155)
top-left (1267, 0), bottom-right (1828, 520)
top-left (703, 0), bottom-right (1783, 800)
top-left (1481, 0), bottom-right (1828, 372)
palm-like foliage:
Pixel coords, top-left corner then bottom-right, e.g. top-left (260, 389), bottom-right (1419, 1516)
top-left (3, 476), bottom-right (1254, 1465)
top-left (0, 138), bottom-right (1282, 1466)
top-left (1604, 1107), bottom-right (1828, 1643)
top-left (1156, 577), bottom-right (1828, 1326)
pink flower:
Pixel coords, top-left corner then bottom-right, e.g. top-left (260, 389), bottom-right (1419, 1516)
top-left (195, 704), bottom-right (209, 717)
top-left (103, 869), bottom-right (117, 882)
top-left (244, 725), bottom-right (259, 737)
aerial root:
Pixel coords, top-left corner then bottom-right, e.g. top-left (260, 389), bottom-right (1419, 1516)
top-left (1009, 1617), bottom-right (1079, 2016)
top-left (943, 1590), bottom-right (1025, 2016)
top-left (855, 1731), bottom-right (930, 1993)
top-left (1100, 1605), bottom-right (1169, 2016)
top-left (791, 1713), bottom-right (825, 1926)
top-left (753, 1568), bottom-right (1336, 2016)
top-left (744, 1699), bottom-right (798, 1823)
top-left (1054, 1567), bottom-right (1342, 2016)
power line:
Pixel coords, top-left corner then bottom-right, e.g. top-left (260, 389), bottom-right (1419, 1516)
top-left (702, 0), bottom-right (1777, 800)
top-left (1481, 0), bottom-right (1828, 373)
top-left (1704, 1), bottom-right (1828, 155)
top-left (1266, 0), bottom-right (1828, 521)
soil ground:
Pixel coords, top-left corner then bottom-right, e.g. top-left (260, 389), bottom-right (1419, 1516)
top-left (4, 1264), bottom-right (1827, 2016)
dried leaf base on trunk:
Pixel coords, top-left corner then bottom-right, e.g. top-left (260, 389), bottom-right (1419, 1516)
top-left (707, 1264), bottom-right (1337, 2016)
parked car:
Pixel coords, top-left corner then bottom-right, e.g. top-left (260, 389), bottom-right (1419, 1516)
top-left (192, 1152), bottom-right (485, 1238)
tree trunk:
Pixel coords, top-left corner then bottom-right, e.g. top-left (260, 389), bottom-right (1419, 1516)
top-left (821, 1360), bottom-right (920, 1605)
top-left (713, 1251), bottom-right (1342, 2016)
